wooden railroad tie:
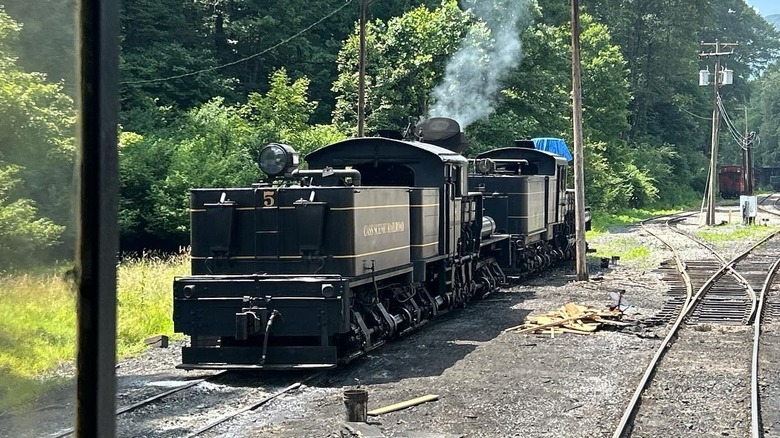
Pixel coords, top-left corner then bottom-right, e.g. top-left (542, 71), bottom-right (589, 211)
top-left (503, 302), bottom-right (627, 336)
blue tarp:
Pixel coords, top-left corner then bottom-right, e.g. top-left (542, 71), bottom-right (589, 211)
top-left (532, 137), bottom-right (573, 161)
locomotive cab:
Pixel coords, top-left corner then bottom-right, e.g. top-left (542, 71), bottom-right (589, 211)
top-left (468, 146), bottom-right (585, 275)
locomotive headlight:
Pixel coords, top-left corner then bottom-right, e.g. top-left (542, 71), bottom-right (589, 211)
top-left (259, 143), bottom-right (299, 177)
top-left (321, 284), bottom-right (336, 298)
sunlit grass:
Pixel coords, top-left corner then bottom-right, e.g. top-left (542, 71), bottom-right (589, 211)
top-left (0, 254), bottom-right (189, 410)
top-left (695, 224), bottom-right (780, 243)
top-left (586, 208), bottom-right (682, 239)
top-left (587, 236), bottom-right (653, 269)
top-left (585, 207), bottom-right (689, 269)
top-left (0, 268), bottom-right (76, 377)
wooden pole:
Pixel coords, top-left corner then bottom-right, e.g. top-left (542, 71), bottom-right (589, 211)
top-left (700, 41), bottom-right (736, 225)
top-left (706, 43), bottom-right (721, 226)
top-left (570, 0), bottom-right (588, 281)
top-left (357, 0), bottom-right (367, 137)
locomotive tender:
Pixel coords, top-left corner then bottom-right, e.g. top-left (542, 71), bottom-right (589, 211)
top-left (173, 118), bottom-right (588, 370)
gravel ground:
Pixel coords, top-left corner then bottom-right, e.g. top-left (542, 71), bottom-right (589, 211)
top-left (2, 205), bottom-right (780, 438)
top-left (760, 329), bottom-right (780, 437)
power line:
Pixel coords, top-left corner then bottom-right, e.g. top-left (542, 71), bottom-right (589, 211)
top-left (678, 106), bottom-right (712, 121)
top-left (121, 0), bottom-right (355, 86)
top-left (717, 93), bottom-right (744, 145)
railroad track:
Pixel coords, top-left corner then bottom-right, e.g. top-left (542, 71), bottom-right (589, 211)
top-left (49, 371), bottom-right (228, 438)
top-left (643, 212), bottom-right (757, 326)
top-left (752, 256), bottom-right (780, 437)
top-left (612, 212), bottom-right (780, 437)
top-left (50, 370), bottom-right (320, 437)
top-left (758, 193), bottom-right (780, 218)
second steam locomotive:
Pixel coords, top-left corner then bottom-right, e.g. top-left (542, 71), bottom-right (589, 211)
top-left (173, 118), bottom-right (589, 370)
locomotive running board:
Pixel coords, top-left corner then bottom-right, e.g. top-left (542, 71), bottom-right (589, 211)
top-left (177, 363), bottom-right (336, 370)
top-left (179, 345), bottom-right (338, 370)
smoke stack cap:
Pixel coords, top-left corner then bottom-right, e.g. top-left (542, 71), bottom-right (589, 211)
top-left (415, 117), bottom-right (462, 142)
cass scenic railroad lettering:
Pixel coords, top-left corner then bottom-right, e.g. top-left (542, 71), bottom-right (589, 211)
top-left (362, 221), bottom-right (406, 237)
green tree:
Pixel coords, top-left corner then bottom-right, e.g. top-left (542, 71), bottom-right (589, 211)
top-left (119, 0), bottom-right (235, 131)
top-left (0, 9), bottom-right (74, 255)
top-left (750, 62), bottom-right (780, 167)
top-left (2, 0), bottom-right (76, 92)
top-left (118, 69), bottom-right (341, 246)
top-left (332, 1), bottom-right (473, 134)
top-left (0, 164), bottom-right (64, 270)
top-left (119, 99), bottom-right (260, 244)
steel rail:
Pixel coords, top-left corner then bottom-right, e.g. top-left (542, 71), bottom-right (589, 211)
top-left (612, 215), bottom-right (779, 438)
top-left (664, 213), bottom-right (760, 321)
top-left (610, 214), bottom-right (695, 438)
top-left (185, 371), bottom-right (324, 437)
top-left (52, 371), bottom-right (229, 438)
top-left (758, 201), bottom-right (780, 218)
top-left (751, 257), bottom-right (780, 438)
top-left (758, 194), bottom-right (773, 205)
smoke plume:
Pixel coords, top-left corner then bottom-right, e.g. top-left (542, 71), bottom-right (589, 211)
top-left (429, 0), bottom-right (533, 129)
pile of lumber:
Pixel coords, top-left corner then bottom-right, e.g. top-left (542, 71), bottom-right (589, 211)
top-left (504, 303), bottom-right (626, 336)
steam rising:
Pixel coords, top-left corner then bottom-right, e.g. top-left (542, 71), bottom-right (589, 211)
top-left (429, 0), bottom-right (533, 129)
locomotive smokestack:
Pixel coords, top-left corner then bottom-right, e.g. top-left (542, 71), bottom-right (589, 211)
top-left (415, 117), bottom-right (469, 154)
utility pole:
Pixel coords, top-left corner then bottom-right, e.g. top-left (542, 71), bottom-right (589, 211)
top-left (571, 0), bottom-right (588, 281)
top-left (700, 40), bottom-right (737, 226)
top-left (740, 106), bottom-right (755, 196)
top-left (357, 0), bottom-right (368, 137)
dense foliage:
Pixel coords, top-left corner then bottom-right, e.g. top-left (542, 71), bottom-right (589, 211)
top-left (0, 9), bottom-right (73, 269)
top-left (1, 0), bottom-right (779, 259)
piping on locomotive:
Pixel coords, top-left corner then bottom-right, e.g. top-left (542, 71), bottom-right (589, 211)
top-left (172, 117), bottom-right (590, 370)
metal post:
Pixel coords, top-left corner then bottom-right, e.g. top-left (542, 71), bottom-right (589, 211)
top-left (570, 0), bottom-right (588, 281)
top-left (77, 0), bottom-right (120, 434)
top-left (357, 0), bottom-right (367, 137)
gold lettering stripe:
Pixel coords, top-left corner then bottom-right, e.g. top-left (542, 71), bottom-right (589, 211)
top-left (332, 245), bottom-right (410, 259)
top-left (192, 246), bottom-right (412, 261)
top-left (190, 206), bottom-right (285, 212)
top-left (508, 215), bottom-right (545, 219)
top-left (190, 256), bottom-right (302, 260)
top-left (330, 204), bottom-right (408, 211)
top-left (411, 241), bottom-right (438, 248)
top-left (193, 204), bottom-right (437, 212)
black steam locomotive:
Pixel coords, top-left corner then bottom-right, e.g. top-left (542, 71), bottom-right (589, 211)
top-left (172, 118), bottom-right (589, 370)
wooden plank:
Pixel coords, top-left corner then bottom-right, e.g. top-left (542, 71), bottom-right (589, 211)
top-left (534, 327), bottom-right (593, 335)
top-left (511, 313), bottom-right (596, 334)
top-left (367, 394), bottom-right (439, 416)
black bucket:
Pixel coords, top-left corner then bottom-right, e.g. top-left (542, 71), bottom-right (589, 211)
top-left (343, 388), bottom-right (369, 422)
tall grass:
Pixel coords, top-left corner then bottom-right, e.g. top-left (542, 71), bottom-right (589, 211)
top-left (0, 254), bottom-right (189, 410)
top-left (116, 254), bottom-right (189, 356)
